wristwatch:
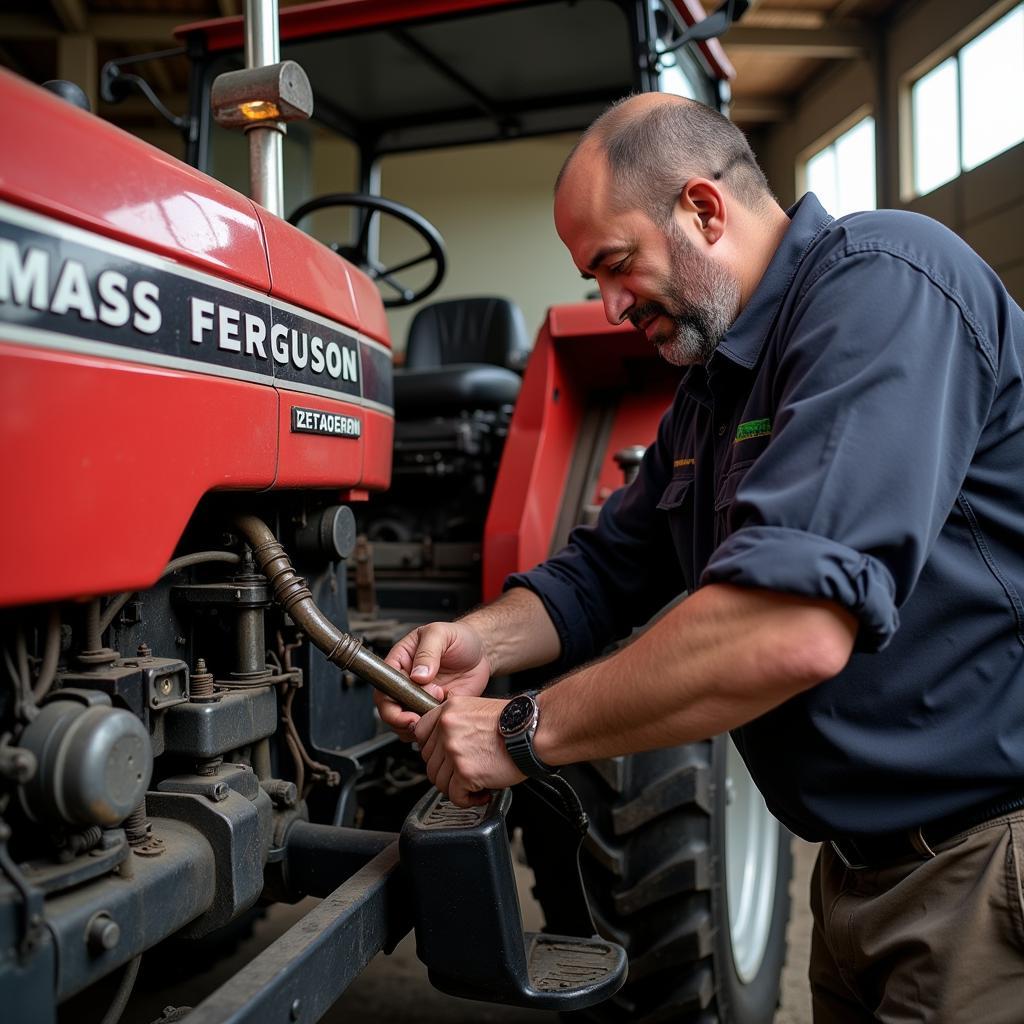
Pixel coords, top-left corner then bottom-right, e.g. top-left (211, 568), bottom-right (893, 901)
top-left (498, 692), bottom-right (556, 778)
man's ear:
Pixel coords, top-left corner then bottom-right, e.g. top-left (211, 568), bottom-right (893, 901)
top-left (677, 178), bottom-right (726, 244)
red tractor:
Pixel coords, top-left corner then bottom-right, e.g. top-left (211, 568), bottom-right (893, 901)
top-left (0, 1), bottom-right (791, 1021)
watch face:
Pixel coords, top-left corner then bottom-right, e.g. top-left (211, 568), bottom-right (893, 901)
top-left (499, 695), bottom-right (535, 737)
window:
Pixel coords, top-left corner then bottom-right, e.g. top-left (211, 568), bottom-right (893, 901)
top-left (910, 4), bottom-right (1024, 196)
top-left (803, 116), bottom-right (877, 218)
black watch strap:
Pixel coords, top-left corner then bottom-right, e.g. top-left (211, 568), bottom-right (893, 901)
top-left (505, 727), bottom-right (555, 778)
top-left (499, 692), bottom-right (555, 778)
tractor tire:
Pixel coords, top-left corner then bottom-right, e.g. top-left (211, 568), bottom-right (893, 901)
top-left (525, 735), bottom-right (792, 1024)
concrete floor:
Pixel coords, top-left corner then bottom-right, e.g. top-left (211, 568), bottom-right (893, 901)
top-left (125, 838), bottom-right (817, 1024)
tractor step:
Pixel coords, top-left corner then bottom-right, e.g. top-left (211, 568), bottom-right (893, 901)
top-left (400, 787), bottom-right (626, 1011)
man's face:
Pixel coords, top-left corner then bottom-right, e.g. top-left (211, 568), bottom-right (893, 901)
top-left (555, 148), bottom-right (741, 366)
top-left (630, 220), bottom-right (741, 366)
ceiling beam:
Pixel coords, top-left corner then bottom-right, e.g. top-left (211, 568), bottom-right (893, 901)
top-left (730, 97), bottom-right (790, 123)
top-left (0, 15), bottom-right (59, 39)
top-left (831, 0), bottom-right (867, 19)
top-left (0, 13), bottom-right (183, 43)
top-left (49, 0), bottom-right (87, 34)
top-left (89, 14), bottom-right (184, 42)
top-left (722, 24), bottom-right (870, 58)
top-left (98, 93), bottom-right (189, 122)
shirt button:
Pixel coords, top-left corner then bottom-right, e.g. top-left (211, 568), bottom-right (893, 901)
top-left (717, 424), bottom-right (727, 437)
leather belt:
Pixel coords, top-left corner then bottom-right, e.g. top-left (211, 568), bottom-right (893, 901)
top-left (830, 792), bottom-right (1024, 870)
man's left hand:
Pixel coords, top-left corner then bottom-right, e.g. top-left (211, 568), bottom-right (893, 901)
top-left (413, 695), bottom-right (525, 807)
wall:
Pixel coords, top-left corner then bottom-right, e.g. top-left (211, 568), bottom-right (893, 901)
top-left (375, 135), bottom-right (590, 354)
top-left (755, 0), bottom-right (1024, 303)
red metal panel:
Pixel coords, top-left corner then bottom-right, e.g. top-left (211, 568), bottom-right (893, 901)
top-left (274, 389), bottom-right (392, 488)
top-left (548, 301), bottom-right (634, 339)
top-left (0, 343), bottom-right (277, 607)
top-left (0, 70), bottom-right (270, 293)
top-left (483, 302), bottom-right (680, 600)
top-left (668, 0), bottom-right (736, 81)
top-left (177, 0), bottom-right (524, 52)
top-left (346, 267), bottom-right (392, 349)
top-left (255, 208), bottom-right (391, 348)
top-left (357, 407), bottom-right (395, 492)
top-left (482, 322), bottom-right (583, 601)
top-left (589, 387), bottom-right (677, 508)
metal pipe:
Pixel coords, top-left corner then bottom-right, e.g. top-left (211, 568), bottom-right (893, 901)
top-left (244, 0), bottom-right (283, 216)
top-left (233, 516), bottom-right (441, 716)
top-left (283, 821), bottom-right (397, 898)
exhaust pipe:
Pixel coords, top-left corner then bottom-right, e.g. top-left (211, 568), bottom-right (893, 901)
top-left (233, 515), bottom-right (440, 716)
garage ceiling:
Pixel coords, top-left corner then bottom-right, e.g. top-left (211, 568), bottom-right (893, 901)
top-left (0, 0), bottom-right (901, 137)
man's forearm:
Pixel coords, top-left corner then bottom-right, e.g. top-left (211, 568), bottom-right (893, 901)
top-left (460, 586), bottom-right (561, 676)
top-left (533, 583), bottom-right (856, 766)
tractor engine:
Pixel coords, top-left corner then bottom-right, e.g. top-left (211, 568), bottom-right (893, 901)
top-left (0, 500), bottom-right (415, 1020)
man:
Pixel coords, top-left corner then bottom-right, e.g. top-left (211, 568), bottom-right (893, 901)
top-left (377, 93), bottom-right (1024, 1021)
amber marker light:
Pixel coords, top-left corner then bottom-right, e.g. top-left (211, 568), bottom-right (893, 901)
top-left (239, 100), bottom-right (281, 121)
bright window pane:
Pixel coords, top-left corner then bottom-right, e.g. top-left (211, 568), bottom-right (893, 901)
top-left (658, 57), bottom-right (698, 100)
top-left (834, 116), bottom-right (876, 215)
top-left (912, 57), bottom-right (959, 195)
top-left (806, 146), bottom-right (838, 214)
top-left (804, 117), bottom-right (875, 218)
top-left (960, 6), bottom-right (1024, 170)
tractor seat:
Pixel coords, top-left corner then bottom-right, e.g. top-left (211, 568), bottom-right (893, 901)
top-left (394, 297), bottom-right (529, 415)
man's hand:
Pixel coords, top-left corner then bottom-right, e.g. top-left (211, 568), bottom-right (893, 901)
top-left (413, 695), bottom-right (525, 807)
top-left (376, 621), bottom-right (492, 740)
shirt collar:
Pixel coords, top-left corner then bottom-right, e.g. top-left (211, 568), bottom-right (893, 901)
top-left (713, 192), bottom-right (833, 370)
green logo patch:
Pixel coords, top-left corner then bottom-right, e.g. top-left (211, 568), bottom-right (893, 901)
top-left (734, 418), bottom-right (772, 443)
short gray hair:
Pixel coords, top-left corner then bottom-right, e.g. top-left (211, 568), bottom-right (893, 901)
top-left (557, 95), bottom-right (774, 221)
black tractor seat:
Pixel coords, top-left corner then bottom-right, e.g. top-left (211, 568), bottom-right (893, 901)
top-left (393, 363), bottom-right (522, 416)
top-left (392, 296), bottom-right (531, 416)
top-left (403, 296), bottom-right (531, 371)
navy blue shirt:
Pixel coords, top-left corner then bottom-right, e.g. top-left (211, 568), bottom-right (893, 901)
top-left (509, 194), bottom-right (1024, 841)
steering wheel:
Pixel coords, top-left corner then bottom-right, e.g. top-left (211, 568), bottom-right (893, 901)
top-left (288, 193), bottom-right (446, 308)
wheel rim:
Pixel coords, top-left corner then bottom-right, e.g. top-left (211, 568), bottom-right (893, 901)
top-left (724, 737), bottom-right (779, 984)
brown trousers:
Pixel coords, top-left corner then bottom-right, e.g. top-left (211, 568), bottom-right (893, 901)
top-left (809, 812), bottom-right (1024, 1022)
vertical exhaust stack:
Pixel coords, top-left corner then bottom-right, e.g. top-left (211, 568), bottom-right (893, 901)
top-left (209, 0), bottom-right (313, 218)
top-left (244, 0), bottom-right (283, 215)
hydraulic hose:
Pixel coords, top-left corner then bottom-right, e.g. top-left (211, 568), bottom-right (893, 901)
top-left (233, 515), bottom-right (441, 716)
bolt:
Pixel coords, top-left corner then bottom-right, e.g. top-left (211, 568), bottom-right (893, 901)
top-left (212, 783), bottom-right (229, 802)
top-left (290, 998), bottom-right (302, 1021)
top-left (137, 642), bottom-right (152, 658)
top-left (191, 658), bottom-right (216, 701)
top-left (158, 678), bottom-right (173, 696)
top-left (262, 779), bottom-right (298, 808)
top-left (86, 912), bottom-right (120, 954)
top-left (725, 777), bottom-right (736, 806)
top-left (0, 746), bottom-right (36, 783)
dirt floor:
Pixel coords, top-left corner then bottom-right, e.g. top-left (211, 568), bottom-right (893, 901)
top-left (126, 837), bottom-right (818, 1024)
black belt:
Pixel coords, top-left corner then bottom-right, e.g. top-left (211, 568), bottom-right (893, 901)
top-left (830, 792), bottom-right (1024, 870)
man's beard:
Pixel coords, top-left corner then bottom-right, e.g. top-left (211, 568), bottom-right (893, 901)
top-left (629, 226), bottom-right (740, 366)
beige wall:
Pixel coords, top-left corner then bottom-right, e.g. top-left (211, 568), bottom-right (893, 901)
top-left (376, 136), bottom-right (590, 353)
top-left (756, 0), bottom-right (1024, 303)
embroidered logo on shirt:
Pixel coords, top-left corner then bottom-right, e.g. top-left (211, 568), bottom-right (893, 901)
top-left (673, 457), bottom-right (696, 468)
top-left (734, 418), bottom-right (772, 444)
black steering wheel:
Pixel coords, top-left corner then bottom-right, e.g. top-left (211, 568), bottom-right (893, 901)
top-left (288, 193), bottom-right (447, 308)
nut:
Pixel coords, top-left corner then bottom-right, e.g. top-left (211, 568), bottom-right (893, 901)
top-left (86, 912), bottom-right (120, 954)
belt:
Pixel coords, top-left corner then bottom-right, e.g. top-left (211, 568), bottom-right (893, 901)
top-left (830, 792), bottom-right (1024, 870)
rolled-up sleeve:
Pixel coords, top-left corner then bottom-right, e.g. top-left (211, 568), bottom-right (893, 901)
top-left (507, 403), bottom-right (685, 669)
top-left (701, 249), bottom-right (998, 651)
